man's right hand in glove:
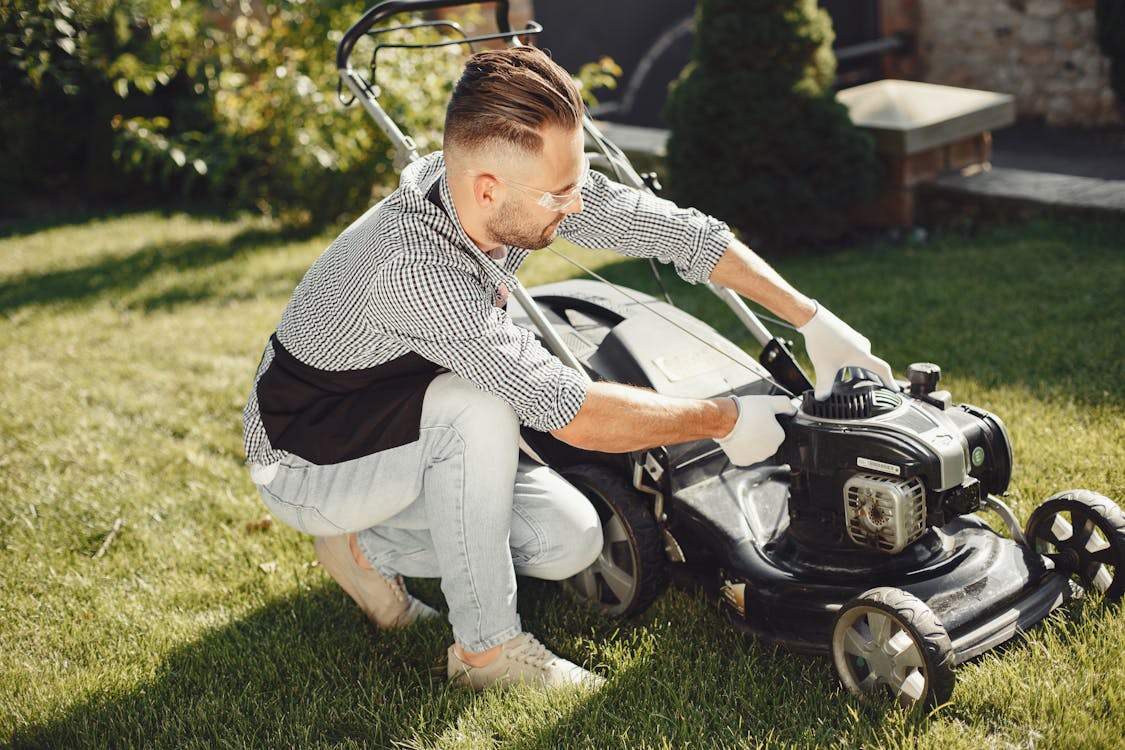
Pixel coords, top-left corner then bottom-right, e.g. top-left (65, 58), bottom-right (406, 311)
top-left (551, 383), bottom-right (794, 463)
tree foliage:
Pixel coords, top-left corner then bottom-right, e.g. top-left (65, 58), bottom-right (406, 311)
top-left (0, 0), bottom-right (462, 225)
top-left (662, 0), bottom-right (880, 248)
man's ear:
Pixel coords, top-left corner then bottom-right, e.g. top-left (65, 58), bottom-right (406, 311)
top-left (472, 173), bottom-right (500, 211)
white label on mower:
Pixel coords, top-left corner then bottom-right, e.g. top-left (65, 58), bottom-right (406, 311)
top-left (857, 457), bottom-right (901, 476)
top-left (652, 346), bottom-right (732, 382)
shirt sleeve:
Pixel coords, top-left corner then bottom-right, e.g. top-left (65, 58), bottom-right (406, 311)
top-left (558, 169), bottom-right (734, 284)
top-left (370, 252), bottom-right (588, 432)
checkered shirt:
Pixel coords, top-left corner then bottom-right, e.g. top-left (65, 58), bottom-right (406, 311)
top-left (242, 151), bottom-right (733, 466)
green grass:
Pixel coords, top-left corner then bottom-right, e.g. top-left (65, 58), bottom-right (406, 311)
top-left (1, 211), bottom-right (1122, 748)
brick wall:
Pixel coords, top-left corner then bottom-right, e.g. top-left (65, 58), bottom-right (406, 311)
top-left (885, 0), bottom-right (1120, 127)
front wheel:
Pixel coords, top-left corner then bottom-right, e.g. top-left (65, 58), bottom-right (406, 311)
top-left (1024, 489), bottom-right (1125, 599)
top-left (561, 463), bottom-right (666, 617)
top-left (831, 587), bottom-right (955, 708)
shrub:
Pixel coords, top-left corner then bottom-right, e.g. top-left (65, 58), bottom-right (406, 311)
top-left (662, 0), bottom-right (881, 248)
top-left (0, 1), bottom-right (461, 226)
top-left (1, 1), bottom-right (212, 207)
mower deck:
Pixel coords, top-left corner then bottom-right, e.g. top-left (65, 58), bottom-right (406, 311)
top-left (667, 455), bottom-right (1078, 662)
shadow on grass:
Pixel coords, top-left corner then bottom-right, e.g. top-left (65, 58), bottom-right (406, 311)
top-left (8, 583), bottom-right (466, 748)
top-left (8, 574), bottom-right (920, 749)
top-left (0, 224), bottom-right (297, 315)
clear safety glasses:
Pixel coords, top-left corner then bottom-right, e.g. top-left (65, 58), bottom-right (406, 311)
top-left (495, 157), bottom-right (589, 211)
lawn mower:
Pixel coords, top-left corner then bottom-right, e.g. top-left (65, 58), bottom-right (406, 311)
top-left (336, 0), bottom-right (1125, 707)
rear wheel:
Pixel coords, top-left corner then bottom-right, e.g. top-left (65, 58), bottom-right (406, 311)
top-left (1024, 489), bottom-right (1125, 599)
top-left (831, 587), bottom-right (955, 708)
top-left (562, 463), bottom-right (666, 617)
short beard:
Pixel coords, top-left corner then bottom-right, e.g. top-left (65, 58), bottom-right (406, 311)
top-left (484, 197), bottom-right (562, 251)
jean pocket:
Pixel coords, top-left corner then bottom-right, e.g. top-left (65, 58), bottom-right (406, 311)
top-left (293, 504), bottom-right (346, 536)
top-left (257, 485), bottom-right (346, 536)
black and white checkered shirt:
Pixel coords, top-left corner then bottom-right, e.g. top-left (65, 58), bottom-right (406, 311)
top-left (242, 151), bottom-right (732, 467)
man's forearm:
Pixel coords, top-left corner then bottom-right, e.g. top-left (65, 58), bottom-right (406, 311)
top-left (550, 381), bottom-right (738, 453)
top-left (709, 238), bottom-right (817, 328)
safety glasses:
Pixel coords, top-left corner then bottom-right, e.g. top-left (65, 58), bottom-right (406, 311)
top-left (494, 157), bottom-right (589, 211)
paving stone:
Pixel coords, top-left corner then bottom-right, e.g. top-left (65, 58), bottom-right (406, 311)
top-left (932, 168), bottom-right (1125, 211)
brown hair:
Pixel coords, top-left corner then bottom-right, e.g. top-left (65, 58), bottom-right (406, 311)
top-left (444, 46), bottom-right (583, 158)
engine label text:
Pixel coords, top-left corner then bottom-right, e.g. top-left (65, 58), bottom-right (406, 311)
top-left (857, 457), bottom-right (902, 476)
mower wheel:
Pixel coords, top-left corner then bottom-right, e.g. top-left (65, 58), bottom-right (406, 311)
top-left (562, 463), bottom-right (666, 617)
top-left (831, 587), bottom-right (955, 709)
top-left (1024, 489), bottom-right (1125, 599)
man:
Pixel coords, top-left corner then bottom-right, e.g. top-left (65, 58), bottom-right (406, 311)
top-left (242, 46), bottom-right (895, 691)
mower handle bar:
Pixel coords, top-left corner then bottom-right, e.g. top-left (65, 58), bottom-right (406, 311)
top-left (337, 0), bottom-right (542, 167)
top-left (337, 0), bottom-right (513, 71)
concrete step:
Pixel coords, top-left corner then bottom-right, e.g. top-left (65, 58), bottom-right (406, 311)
top-left (918, 167), bottom-right (1125, 225)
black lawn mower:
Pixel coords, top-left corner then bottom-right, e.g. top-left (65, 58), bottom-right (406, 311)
top-left (510, 280), bottom-right (1124, 707)
top-left (337, 0), bottom-right (1125, 708)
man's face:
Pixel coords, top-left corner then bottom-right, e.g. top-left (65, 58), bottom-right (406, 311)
top-left (484, 125), bottom-right (586, 250)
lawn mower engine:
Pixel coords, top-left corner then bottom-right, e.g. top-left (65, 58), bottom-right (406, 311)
top-left (781, 364), bottom-right (1012, 558)
top-left (711, 361), bottom-right (1083, 690)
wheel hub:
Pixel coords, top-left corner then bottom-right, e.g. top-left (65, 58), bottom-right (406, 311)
top-left (1058, 546), bottom-right (1082, 570)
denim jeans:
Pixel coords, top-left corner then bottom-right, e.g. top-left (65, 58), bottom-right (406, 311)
top-left (254, 372), bottom-right (603, 652)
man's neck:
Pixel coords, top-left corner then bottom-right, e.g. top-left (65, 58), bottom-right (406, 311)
top-left (446, 175), bottom-right (494, 253)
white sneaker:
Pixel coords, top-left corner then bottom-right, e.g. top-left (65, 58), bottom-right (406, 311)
top-left (314, 535), bottom-right (438, 628)
top-left (447, 632), bottom-right (605, 691)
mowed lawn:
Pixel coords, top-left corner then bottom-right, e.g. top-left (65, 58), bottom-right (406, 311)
top-left (1, 211), bottom-right (1122, 749)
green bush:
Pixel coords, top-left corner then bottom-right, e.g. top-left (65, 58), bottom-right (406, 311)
top-left (1096, 0), bottom-right (1125, 107)
top-left (0, 1), bottom-right (461, 226)
top-left (663, 0), bottom-right (880, 248)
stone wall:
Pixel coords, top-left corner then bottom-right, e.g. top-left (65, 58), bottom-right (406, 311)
top-left (883, 0), bottom-right (1120, 127)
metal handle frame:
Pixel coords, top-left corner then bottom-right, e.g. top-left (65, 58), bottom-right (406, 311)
top-left (334, 0), bottom-right (783, 377)
top-left (337, 0), bottom-right (514, 71)
top-left (337, 0), bottom-right (538, 167)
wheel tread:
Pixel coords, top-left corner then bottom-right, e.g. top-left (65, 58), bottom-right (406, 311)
top-left (833, 586), bottom-right (955, 708)
top-left (562, 463), bottom-right (667, 617)
top-left (1025, 489), bottom-right (1125, 599)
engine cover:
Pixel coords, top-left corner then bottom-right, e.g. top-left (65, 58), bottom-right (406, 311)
top-left (781, 368), bottom-right (1013, 554)
top-left (843, 473), bottom-right (926, 553)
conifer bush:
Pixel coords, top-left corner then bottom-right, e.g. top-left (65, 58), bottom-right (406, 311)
top-left (663, 0), bottom-right (880, 247)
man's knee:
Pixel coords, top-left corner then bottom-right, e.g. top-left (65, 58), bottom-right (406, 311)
top-left (423, 373), bottom-right (519, 444)
top-left (572, 516), bottom-right (603, 573)
top-left (528, 497), bottom-right (603, 581)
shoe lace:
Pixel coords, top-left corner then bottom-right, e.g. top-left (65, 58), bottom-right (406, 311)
top-left (506, 634), bottom-right (557, 668)
top-left (385, 574), bottom-right (408, 604)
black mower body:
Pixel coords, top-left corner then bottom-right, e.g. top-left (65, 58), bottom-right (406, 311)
top-left (511, 278), bottom-right (1076, 662)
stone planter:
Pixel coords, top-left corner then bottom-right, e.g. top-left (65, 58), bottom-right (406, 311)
top-left (838, 79), bottom-right (1015, 228)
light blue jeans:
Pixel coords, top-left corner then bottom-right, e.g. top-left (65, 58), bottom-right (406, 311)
top-left (254, 372), bottom-right (603, 652)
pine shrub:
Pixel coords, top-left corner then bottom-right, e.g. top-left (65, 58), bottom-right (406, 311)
top-left (663, 0), bottom-right (880, 248)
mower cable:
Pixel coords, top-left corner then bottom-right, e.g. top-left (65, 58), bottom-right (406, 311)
top-left (542, 246), bottom-right (796, 397)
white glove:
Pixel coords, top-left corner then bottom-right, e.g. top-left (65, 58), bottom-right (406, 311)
top-left (715, 395), bottom-right (797, 466)
top-left (798, 302), bottom-right (897, 400)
